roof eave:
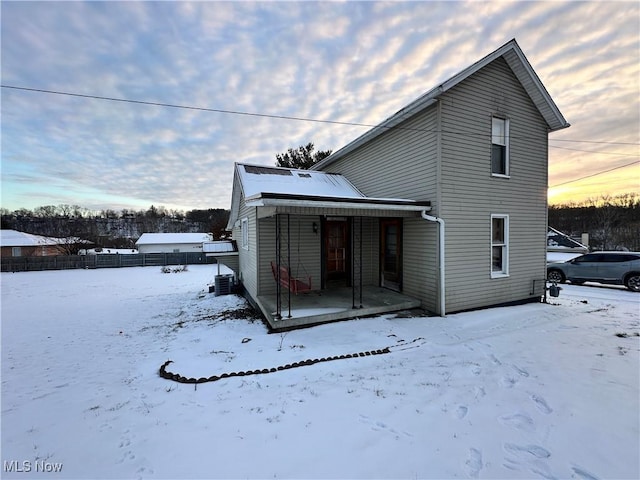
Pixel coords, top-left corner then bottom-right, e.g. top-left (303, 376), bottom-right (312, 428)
top-left (245, 193), bottom-right (431, 212)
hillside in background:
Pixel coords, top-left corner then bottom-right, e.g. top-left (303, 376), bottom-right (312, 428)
top-left (2, 192), bottom-right (638, 252)
top-left (0, 205), bottom-right (230, 248)
top-left (549, 193), bottom-right (639, 251)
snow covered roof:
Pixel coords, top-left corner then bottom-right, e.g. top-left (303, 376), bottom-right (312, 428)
top-left (227, 163), bottom-right (431, 229)
top-left (135, 233), bottom-right (213, 246)
top-left (237, 163), bottom-right (366, 200)
top-left (203, 240), bottom-right (237, 254)
top-left (1, 229), bottom-right (68, 247)
top-left (235, 163), bottom-right (430, 206)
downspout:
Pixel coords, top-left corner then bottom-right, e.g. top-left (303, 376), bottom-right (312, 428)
top-left (421, 211), bottom-right (446, 316)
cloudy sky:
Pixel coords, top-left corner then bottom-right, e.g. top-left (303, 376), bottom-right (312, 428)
top-left (1, 1), bottom-right (638, 213)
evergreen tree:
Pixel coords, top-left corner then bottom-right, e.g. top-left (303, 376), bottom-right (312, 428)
top-left (275, 142), bottom-right (332, 169)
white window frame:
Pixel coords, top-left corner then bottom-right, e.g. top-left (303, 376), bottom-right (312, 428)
top-left (491, 116), bottom-right (510, 178)
top-left (491, 214), bottom-right (509, 278)
top-left (241, 217), bottom-right (249, 250)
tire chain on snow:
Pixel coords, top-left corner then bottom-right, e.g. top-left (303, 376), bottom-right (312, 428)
top-left (158, 337), bottom-right (425, 385)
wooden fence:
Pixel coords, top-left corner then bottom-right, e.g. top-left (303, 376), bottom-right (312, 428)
top-left (1, 252), bottom-right (214, 272)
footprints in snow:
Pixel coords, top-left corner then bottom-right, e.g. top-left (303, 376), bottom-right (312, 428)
top-left (455, 405), bottom-right (468, 419)
top-left (358, 414), bottom-right (412, 439)
top-left (470, 350), bottom-right (566, 478)
top-left (498, 412), bottom-right (535, 432)
top-left (117, 429), bottom-right (155, 479)
top-left (504, 442), bottom-right (551, 459)
top-left (495, 393), bottom-right (572, 479)
top-left (500, 364), bottom-right (529, 388)
top-left (531, 394), bottom-right (553, 414)
top-left (465, 448), bottom-right (483, 478)
top-left (117, 432), bottom-right (135, 464)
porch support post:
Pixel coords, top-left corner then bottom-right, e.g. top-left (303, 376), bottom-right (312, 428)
top-left (274, 214), bottom-right (281, 320)
top-left (352, 216), bottom-right (363, 308)
top-left (286, 214), bottom-right (292, 318)
top-left (358, 216), bottom-right (363, 307)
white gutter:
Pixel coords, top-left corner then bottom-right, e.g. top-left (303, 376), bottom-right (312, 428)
top-left (421, 211), bottom-right (446, 316)
top-left (246, 197), bottom-right (432, 212)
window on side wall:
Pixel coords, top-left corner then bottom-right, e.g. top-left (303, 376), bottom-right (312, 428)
top-left (491, 215), bottom-right (509, 277)
top-left (241, 217), bottom-right (249, 250)
top-left (491, 117), bottom-right (509, 177)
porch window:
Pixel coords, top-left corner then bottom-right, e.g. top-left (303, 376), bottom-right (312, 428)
top-left (241, 217), bottom-right (249, 250)
top-left (491, 117), bottom-right (509, 177)
top-left (491, 214), bottom-right (509, 277)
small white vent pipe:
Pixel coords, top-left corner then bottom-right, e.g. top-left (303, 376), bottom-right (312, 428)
top-left (421, 211), bottom-right (446, 316)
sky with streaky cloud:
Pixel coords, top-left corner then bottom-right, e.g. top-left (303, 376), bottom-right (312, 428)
top-left (1, 0), bottom-right (638, 213)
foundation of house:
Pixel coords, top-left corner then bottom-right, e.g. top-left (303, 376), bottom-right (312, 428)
top-left (256, 286), bottom-right (422, 331)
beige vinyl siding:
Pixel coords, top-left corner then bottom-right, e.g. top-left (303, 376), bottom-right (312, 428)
top-left (317, 101), bottom-right (440, 310)
top-left (324, 108), bottom-right (438, 208)
top-left (402, 217), bottom-right (439, 312)
top-left (257, 215), bottom-right (322, 296)
top-left (258, 215), bottom-right (380, 296)
top-left (216, 256), bottom-right (239, 275)
top-left (439, 57), bottom-right (549, 312)
top-left (233, 202), bottom-right (259, 300)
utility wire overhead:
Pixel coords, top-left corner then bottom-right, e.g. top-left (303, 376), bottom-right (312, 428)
top-left (549, 160), bottom-right (639, 188)
top-left (549, 144), bottom-right (639, 157)
top-left (3, 84), bottom-right (639, 148)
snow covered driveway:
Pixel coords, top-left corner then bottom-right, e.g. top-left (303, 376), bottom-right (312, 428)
top-left (1, 266), bottom-right (638, 479)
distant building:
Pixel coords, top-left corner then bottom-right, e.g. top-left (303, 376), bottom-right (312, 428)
top-left (1, 230), bottom-right (71, 257)
top-left (135, 233), bottom-right (213, 254)
top-left (547, 227), bottom-right (589, 253)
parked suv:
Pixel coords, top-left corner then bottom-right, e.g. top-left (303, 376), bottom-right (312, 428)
top-left (547, 252), bottom-right (640, 291)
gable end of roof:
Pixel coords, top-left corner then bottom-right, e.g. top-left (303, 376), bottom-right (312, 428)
top-left (313, 39), bottom-right (569, 171)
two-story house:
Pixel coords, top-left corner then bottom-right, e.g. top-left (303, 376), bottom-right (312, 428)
top-left (227, 39), bottom-right (569, 331)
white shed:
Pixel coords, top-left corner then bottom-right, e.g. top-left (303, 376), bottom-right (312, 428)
top-left (135, 233), bottom-right (213, 254)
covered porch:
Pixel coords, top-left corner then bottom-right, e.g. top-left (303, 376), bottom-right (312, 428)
top-left (257, 284), bottom-right (422, 331)
top-left (250, 196), bottom-right (431, 330)
top-left (229, 163), bottom-right (435, 329)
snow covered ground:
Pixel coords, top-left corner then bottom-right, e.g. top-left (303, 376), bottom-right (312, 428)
top-left (1, 265), bottom-right (638, 479)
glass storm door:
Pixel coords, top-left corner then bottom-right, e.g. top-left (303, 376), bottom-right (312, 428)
top-left (325, 220), bottom-right (348, 284)
top-left (381, 219), bottom-right (402, 291)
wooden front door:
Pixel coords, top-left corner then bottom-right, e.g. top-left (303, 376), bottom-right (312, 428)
top-left (324, 219), bottom-right (349, 286)
top-left (381, 218), bottom-right (402, 291)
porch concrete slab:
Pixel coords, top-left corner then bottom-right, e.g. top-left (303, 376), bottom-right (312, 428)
top-left (257, 286), bottom-right (422, 331)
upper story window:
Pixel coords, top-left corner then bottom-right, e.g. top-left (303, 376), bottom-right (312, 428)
top-left (491, 117), bottom-right (510, 177)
